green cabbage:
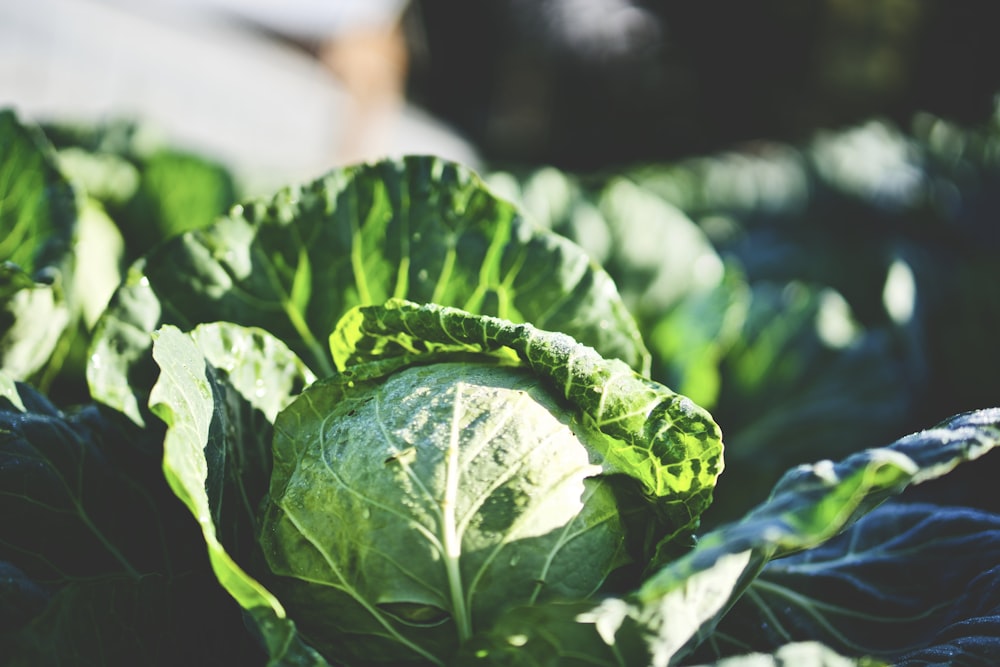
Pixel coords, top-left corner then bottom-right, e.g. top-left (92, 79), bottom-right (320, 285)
top-left (260, 361), bottom-right (630, 664)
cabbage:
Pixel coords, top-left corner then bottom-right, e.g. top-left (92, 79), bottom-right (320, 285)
top-left (260, 361), bottom-right (629, 663)
top-left (8, 126), bottom-right (1000, 667)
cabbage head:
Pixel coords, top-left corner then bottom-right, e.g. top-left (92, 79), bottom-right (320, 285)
top-left (260, 361), bottom-right (631, 664)
top-left (255, 300), bottom-right (723, 665)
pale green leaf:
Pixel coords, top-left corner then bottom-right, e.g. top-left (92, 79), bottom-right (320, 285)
top-left (148, 325), bottom-right (329, 666)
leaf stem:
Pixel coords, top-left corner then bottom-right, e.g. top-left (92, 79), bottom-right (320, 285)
top-left (442, 382), bottom-right (472, 642)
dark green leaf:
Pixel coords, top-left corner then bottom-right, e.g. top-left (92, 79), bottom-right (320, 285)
top-left (894, 563), bottom-right (1000, 666)
top-left (0, 562), bottom-right (49, 629)
top-left (0, 382), bottom-right (161, 581)
top-left (0, 572), bottom-right (267, 667)
top-left (0, 371), bottom-right (269, 665)
top-left (701, 502), bottom-right (1000, 662)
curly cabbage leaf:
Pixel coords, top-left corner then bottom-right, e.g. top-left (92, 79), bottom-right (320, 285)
top-left (329, 299), bottom-right (722, 535)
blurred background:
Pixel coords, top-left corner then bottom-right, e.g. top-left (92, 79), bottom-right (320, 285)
top-left (409, 0), bottom-right (1000, 168)
top-left (3, 0), bottom-right (1000, 522)
top-left (6, 0), bottom-right (999, 177)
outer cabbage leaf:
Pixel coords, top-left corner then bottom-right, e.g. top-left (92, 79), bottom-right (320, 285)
top-left (0, 109), bottom-right (78, 383)
top-left (460, 408), bottom-right (1000, 667)
top-left (0, 372), bottom-right (264, 665)
top-left (1, 572), bottom-right (267, 667)
top-left (148, 325), bottom-right (329, 666)
top-left (90, 156), bottom-right (649, 425)
top-left (697, 501), bottom-right (1000, 663)
top-left (0, 376), bottom-right (153, 583)
top-left (894, 564), bottom-right (1000, 666)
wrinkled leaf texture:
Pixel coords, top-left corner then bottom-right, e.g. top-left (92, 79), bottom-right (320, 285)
top-left (330, 298), bottom-right (723, 543)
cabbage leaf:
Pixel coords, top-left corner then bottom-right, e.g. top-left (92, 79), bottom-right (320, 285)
top-left (89, 156), bottom-right (649, 425)
top-left (0, 110), bottom-right (78, 384)
top-left (0, 372), bottom-right (265, 665)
